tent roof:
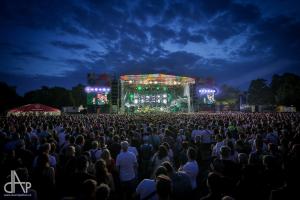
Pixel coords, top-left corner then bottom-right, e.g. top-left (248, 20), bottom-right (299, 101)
top-left (8, 104), bottom-right (60, 113)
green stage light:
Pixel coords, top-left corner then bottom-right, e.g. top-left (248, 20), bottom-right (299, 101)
top-left (156, 87), bottom-right (160, 90)
top-left (137, 86), bottom-right (142, 91)
top-left (163, 86), bottom-right (167, 91)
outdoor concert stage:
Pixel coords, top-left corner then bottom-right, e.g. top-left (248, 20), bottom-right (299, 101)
top-left (120, 74), bottom-right (195, 113)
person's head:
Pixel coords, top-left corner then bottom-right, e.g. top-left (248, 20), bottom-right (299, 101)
top-left (66, 145), bottom-right (76, 157)
top-left (81, 179), bottom-right (97, 200)
top-left (182, 141), bottom-right (189, 149)
top-left (91, 141), bottom-right (99, 149)
top-left (40, 143), bottom-right (51, 154)
top-left (96, 184), bottom-right (110, 200)
top-left (155, 166), bottom-right (168, 178)
top-left (161, 161), bottom-right (174, 176)
top-left (255, 138), bottom-right (263, 151)
top-left (77, 134), bottom-right (85, 145)
top-left (95, 159), bottom-right (108, 173)
top-left (187, 147), bottom-right (197, 161)
top-left (101, 149), bottom-right (111, 161)
top-left (162, 142), bottom-right (170, 150)
top-left (158, 145), bottom-right (168, 159)
top-left (121, 140), bottom-right (129, 151)
top-left (220, 146), bottom-right (231, 160)
top-left (156, 175), bottom-right (172, 200)
top-left (262, 155), bottom-right (277, 169)
top-left (207, 172), bottom-right (223, 194)
top-left (113, 135), bottom-right (119, 143)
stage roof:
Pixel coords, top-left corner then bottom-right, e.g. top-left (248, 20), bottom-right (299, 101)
top-left (120, 74), bottom-right (195, 84)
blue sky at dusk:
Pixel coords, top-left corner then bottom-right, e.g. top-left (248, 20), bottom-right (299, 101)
top-left (0, 0), bottom-right (300, 94)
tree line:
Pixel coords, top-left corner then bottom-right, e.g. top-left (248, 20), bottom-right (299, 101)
top-left (0, 83), bottom-right (86, 113)
top-left (247, 73), bottom-right (300, 108)
top-left (0, 73), bottom-right (299, 113)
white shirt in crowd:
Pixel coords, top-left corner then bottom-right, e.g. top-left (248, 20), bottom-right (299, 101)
top-left (212, 141), bottom-right (224, 158)
top-left (182, 160), bottom-right (199, 189)
top-left (191, 129), bottom-right (202, 140)
top-left (128, 146), bottom-right (139, 158)
top-left (136, 179), bottom-right (158, 200)
top-left (89, 148), bottom-right (102, 161)
top-left (116, 151), bottom-right (137, 182)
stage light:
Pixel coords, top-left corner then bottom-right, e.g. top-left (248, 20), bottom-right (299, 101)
top-left (129, 80), bottom-right (133, 84)
top-left (163, 99), bottom-right (167, 104)
top-left (157, 99), bottom-right (161, 103)
top-left (154, 81), bottom-right (158, 84)
top-left (141, 99), bottom-right (145, 103)
top-left (163, 94), bottom-right (167, 98)
top-left (156, 87), bottom-right (160, 90)
top-left (146, 96), bottom-right (150, 99)
top-left (95, 88), bottom-right (99, 92)
top-left (134, 99), bottom-right (138, 104)
top-left (137, 86), bottom-right (142, 91)
top-left (149, 81), bottom-right (153, 84)
top-left (199, 88), bottom-right (216, 94)
top-left (163, 87), bottom-right (167, 91)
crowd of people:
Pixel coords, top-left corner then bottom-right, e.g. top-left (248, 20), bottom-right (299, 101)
top-left (0, 112), bottom-right (299, 200)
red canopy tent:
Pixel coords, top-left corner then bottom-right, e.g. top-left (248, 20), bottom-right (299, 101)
top-left (7, 104), bottom-right (61, 116)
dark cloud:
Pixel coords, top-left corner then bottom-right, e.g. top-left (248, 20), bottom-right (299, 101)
top-left (50, 40), bottom-right (89, 50)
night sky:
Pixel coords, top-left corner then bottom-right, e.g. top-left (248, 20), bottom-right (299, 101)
top-left (0, 0), bottom-right (300, 94)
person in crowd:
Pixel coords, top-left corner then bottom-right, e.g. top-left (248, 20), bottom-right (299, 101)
top-left (200, 172), bottom-right (224, 200)
top-left (116, 140), bottom-right (138, 200)
top-left (180, 147), bottom-right (199, 190)
top-left (135, 166), bottom-right (168, 200)
top-left (101, 148), bottom-right (116, 174)
top-left (151, 145), bottom-right (170, 175)
top-left (32, 153), bottom-right (56, 200)
top-left (77, 179), bottom-right (97, 200)
top-left (95, 159), bottom-right (115, 191)
top-left (140, 137), bottom-right (154, 178)
top-left (96, 183), bottom-right (111, 200)
top-left (89, 141), bottom-right (102, 163)
top-left (72, 155), bottom-right (96, 196)
top-left (156, 174), bottom-right (172, 200)
top-left (161, 161), bottom-right (192, 200)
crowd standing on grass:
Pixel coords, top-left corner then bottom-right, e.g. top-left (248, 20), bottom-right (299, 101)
top-left (0, 112), bottom-right (299, 200)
